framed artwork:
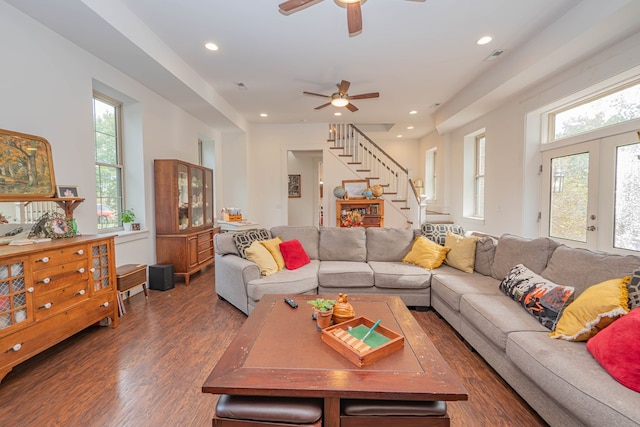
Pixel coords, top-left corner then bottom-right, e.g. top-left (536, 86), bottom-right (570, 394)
top-left (288, 174), bottom-right (301, 198)
top-left (56, 185), bottom-right (79, 198)
top-left (342, 179), bottom-right (370, 199)
top-left (0, 128), bottom-right (56, 200)
top-left (370, 204), bottom-right (379, 215)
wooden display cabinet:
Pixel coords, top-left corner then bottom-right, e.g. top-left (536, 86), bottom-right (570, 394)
top-left (336, 199), bottom-right (384, 228)
top-left (154, 159), bottom-right (217, 284)
top-left (0, 235), bottom-right (118, 382)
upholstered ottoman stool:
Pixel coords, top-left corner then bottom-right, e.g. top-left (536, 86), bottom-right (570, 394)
top-left (213, 394), bottom-right (323, 427)
top-left (341, 399), bottom-right (449, 427)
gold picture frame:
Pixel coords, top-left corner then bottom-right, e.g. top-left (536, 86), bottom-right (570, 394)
top-left (342, 179), bottom-right (370, 199)
top-left (0, 128), bottom-right (56, 200)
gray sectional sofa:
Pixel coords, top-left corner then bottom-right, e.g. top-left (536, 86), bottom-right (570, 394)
top-left (214, 225), bottom-right (640, 427)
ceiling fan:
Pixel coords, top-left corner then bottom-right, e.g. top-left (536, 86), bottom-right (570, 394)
top-left (278, 0), bottom-right (425, 37)
top-left (279, 0), bottom-right (364, 36)
top-left (303, 80), bottom-right (379, 112)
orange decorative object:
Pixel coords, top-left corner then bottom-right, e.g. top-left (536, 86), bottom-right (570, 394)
top-left (332, 293), bottom-right (356, 324)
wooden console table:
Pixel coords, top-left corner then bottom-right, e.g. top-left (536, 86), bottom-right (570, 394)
top-left (337, 199), bottom-right (384, 227)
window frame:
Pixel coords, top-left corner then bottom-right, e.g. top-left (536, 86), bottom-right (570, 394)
top-left (473, 133), bottom-right (486, 218)
top-left (93, 91), bottom-right (125, 232)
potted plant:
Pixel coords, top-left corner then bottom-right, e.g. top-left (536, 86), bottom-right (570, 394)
top-left (120, 208), bottom-right (136, 231)
top-left (307, 298), bottom-right (336, 330)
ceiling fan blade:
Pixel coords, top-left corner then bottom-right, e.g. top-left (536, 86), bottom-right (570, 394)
top-left (347, 2), bottom-right (363, 36)
top-left (346, 103), bottom-right (359, 112)
top-left (338, 80), bottom-right (350, 95)
top-left (350, 92), bottom-right (380, 100)
top-left (303, 91), bottom-right (330, 98)
top-left (278, 0), bottom-right (318, 13)
top-left (315, 102), bottom-right (332, 110)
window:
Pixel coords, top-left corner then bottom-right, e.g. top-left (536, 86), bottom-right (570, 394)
top-left (424, 148), bottom-right (437, 200)
top-left (93, 92), bottom-right (124, 231)
top-left (474, 134), bottom-right (486, 218)
top-left (549, 80), bottom-right (640, 142)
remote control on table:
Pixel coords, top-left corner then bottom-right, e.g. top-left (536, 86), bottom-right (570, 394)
top-left (284, 297), bottom-right (298, 308)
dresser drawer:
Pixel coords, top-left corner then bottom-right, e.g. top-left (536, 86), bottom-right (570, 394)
top-left (33, 281), bottom-right (89, 320)
top-left (30, 245), bottom-right (88, 271)
top-left (32, 260), bottom-right (89, 292)
top-left (0, 296), bottom-right (115, 369)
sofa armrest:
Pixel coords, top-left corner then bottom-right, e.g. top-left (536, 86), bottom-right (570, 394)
top-left (215, 253), bottom-right (261, 315)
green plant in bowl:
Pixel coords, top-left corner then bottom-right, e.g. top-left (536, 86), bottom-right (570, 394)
top-left (307, 298), bottom-right (336, 312)
top-left (120, 208), bottom-right (136, 223)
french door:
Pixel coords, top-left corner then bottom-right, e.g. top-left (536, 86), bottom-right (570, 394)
top-left (541, 130), bottom-right (640, 253)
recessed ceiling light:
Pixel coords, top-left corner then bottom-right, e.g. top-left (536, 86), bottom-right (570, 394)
top-left (407, 126), bottom-right (414, 130)
top-left (260, 113), bottom-right (268, 117)
top-left (477, 36), bottom-right (493, 45)
top-left (397, 135), bottom-right (403, 138)
top-left (205, 42), bottom-right (219, 51)
top-left (409, 110), bottom-right (418, 115)
top-left (334, 112), bottom-right (342, 116)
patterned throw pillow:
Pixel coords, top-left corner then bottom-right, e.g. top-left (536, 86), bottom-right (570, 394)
top-left (420, 223), bottom-right (464, 246)
top-left (628, 268), bottom-right (640, 310)
top-left (233, 228), bottom-right (272, 259)
top-left (500, 264), bottom-right (575, 330)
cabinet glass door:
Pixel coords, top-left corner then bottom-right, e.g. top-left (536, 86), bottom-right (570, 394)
top-left (190, 167), bottom-right (204, 228)
top-left (0, 261), bottom-right (30, 330)
top-left (91, 243), bottom-right (112, 293)
top-left (204, 169), bottom-right (214, 226)
top-left (178, 163), bottom-right (189, 231)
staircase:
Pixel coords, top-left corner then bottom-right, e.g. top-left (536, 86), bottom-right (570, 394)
top-left (328, 123), bottom-right (421, 227)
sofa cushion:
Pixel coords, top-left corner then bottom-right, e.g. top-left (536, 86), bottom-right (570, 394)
top-left (549, 277), bottom-right (630, 341)
top-left (233, 228), bottom-right (272, 258)
top-left (215, 233), bottom-right (240, 256)
top-left (319, 227), bottom-right (366, 262)
top-left (245, 241), bottom-right (278, 276)
top-left (490, 234), bottom-right (558, 280)
top-left (587, 308), bottom-right (640, 393)
top-left (246, 260), bottom-right (320, 301)
top-left (318, 261), bottom-right (373, 288)
top-left (279, 239), bottom-right (311, 270)
top-left (260, 237), bottom-right (285, 270)
top-left (366, 227), bottom-right (414, 262)
top-left (402, 236), bottom-right (450, 269)
top-left (271, 226), bottom-right (319, 260)
top-left (540, 245), bottom-right (640, 297)
top-left (444, 232), bottom-right (477, 274)
top-left (507, 331), bottom-right (640, 427)
top-left (430, 267), bottom-right (501, 312)
top-left (420, 223), bottom-right (464, 245)
top-left (629, 268), bottom-right (640, 310)
top-left (474, 235), bottom-right (496, 276)
top-left (368, 261), bottom-right (431, 289)
top-left (460, 293), bottom-right (549, 351)
top-left (499, 264), bottom-right (575, 330)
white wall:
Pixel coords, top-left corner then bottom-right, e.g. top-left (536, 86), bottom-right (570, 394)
top-left (0, 2), bottom-right (223, 267)
top-left (287, 151), bottom-right (321, 227)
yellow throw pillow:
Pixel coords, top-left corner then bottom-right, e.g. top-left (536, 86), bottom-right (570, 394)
top-left (549, 277), bottom-right (630, 341)
top-left (402, 236), bottom-right (450, 270)
top-left (260, 237), bottom-right (285, 270)
top-left (245, 240), bottom-right (278, 276)
top-left (444, 232), bottom-right (478, 274)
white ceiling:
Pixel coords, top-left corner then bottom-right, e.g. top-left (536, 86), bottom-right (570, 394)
top-left (6, 0), bottom-right (640, 138)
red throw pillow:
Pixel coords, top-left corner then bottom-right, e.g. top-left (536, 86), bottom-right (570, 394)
top-left (279, 239), bottom-right (310, 270)
top-left (586, 308), bottom-right (640, 392)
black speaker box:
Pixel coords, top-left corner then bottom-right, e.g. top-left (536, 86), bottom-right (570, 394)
top-left (149, 264), bottom-right (174, 291)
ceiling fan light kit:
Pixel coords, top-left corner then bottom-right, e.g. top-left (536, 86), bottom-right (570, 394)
top-left (304, 80), bottom-right (379, 112)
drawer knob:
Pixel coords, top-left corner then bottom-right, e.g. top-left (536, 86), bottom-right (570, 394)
top-left (90, 268), bottom-right (96, 273)
top-left (76, 289), bottom-right (86, 296)
top-left (77, 268), bottom-right (86, 273)
top-left (6, 343), bottom-right (22, 353)
top-left (74, 249), bottom-right (84, 255)
top-left (101, 301), bottom-right (110, 308)
top-left (39, 302), bottom-right (53, 310)
top-left (27, 287), bottom-right (34, 293)
top-left (37, 256), bottom-right (50, 263)
top-left (37, 278), bottom-right (51, 285)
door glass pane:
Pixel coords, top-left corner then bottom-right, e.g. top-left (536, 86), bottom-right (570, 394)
top-left (614, 143), bottom-right (640, 251)
top-left (549, 153), bottom-right (589, 242)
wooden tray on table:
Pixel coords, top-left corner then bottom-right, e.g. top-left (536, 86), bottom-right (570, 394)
top-left (321, 316), bottom-right (404, 367)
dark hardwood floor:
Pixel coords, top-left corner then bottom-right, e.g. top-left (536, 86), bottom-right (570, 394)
top-left (0, 266), bottom-right (548, 427)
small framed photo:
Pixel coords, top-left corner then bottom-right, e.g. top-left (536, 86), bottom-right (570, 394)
top-left (57, 185), bottom-right (79, 198)
top-left (288, 174), bottom-right (301, 198)
top-left (370, 204), bottom-right (379, 215)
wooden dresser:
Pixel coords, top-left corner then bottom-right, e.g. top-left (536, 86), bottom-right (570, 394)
top-left (0, 235), bottom-right (118, 382)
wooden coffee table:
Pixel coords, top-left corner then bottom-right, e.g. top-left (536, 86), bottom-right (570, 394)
top-left (202, 294), bottom-right (467, 427)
